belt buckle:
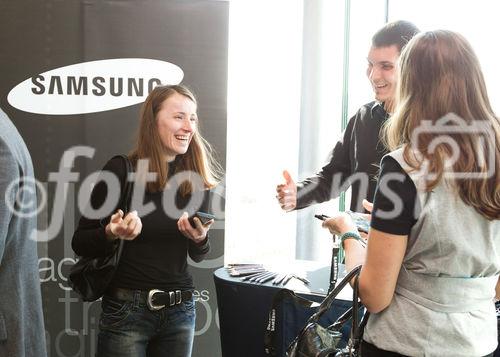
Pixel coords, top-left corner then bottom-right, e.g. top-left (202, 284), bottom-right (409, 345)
top-left (147, 289), bottom-right (166, 311)
top-left (168, 290), bottom-right (182, 306)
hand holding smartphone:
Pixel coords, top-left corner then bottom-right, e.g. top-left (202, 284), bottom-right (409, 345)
top-left (189, 211), bottom-right (215, 227)
top-left (314, 214), bottom-right (329, 221)
top-left (345, 211), bottom-right (370, 233)
top-left (315, 211), bottom-right (370, 233)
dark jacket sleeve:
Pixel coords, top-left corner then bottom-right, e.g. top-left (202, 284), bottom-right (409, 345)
top-left (71, 156), bottom-right (126, 257)
top-left (295, 113), bottom-right (356, 209)
top-left (187, 236), bottom-right (211, 263)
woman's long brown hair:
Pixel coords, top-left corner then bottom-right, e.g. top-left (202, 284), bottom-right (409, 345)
top-left (383, 30), bottom-right (500, 220)
top-left (129, 84), bottom-right (223, 195)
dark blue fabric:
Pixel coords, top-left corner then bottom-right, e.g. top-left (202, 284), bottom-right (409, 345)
top-left (494, 301), bottom-right (500, 357)
top-left (97, 294), bottom-right (195, 357)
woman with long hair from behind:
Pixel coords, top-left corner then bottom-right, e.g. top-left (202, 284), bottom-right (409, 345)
top-left (322, 30), bottom-right (499, 356)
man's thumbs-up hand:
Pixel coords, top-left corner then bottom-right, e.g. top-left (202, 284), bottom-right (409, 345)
top-left (276, 170), bottom-right (297, 211)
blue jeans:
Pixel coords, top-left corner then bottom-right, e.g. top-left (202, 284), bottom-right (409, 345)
top-left (97, 293), bottom-right (196, 357)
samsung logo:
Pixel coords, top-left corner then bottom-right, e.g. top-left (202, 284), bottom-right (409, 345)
top-left (7, 58), bottom-right (184, 115)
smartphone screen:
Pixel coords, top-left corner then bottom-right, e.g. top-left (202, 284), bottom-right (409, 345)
top-left (194, 211), bottom-right (215, 225)
top-left (346, 211), bottom-right (370, 233)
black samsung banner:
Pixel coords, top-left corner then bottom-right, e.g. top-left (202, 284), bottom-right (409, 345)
top-left (0, 1), bottom-right (228, 356)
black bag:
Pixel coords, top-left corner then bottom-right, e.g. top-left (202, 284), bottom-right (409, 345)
top-left (68, 155), bottom-right (133, 302)
top-left (264, 287), bottom-right (352, 357)
top-left (264, 244), bottom-right (352, 357)
top-left (286, 265), bottom-right (368, 357)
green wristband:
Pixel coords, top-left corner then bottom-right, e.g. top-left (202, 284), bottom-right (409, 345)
top-left (340, 231), bottom-right (365, 248)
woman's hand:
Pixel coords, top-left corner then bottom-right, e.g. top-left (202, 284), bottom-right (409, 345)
top-left (178, 212), bottom-right (214, 245)
top-left (321, 200), bottom-right (374, 237)
top-left (105, 209), bottom-right (142, 241)
top-left (321, 213), bottom-right (358, 236)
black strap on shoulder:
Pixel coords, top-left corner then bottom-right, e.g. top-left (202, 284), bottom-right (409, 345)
top-left (99, 155), bottom-right (133, 228)
top-left (115, 154), bottom-right (133, 213)
top-left (108, 154), bottom-right (133, 257)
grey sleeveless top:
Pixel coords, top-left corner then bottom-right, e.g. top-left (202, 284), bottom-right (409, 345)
top-left (363, 147), bottom-right (500, 357)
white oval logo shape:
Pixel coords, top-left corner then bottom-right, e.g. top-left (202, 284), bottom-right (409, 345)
top-left (7, 58), bottom-right (184, 115)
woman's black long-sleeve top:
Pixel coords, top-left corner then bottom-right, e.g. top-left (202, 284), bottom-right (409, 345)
top-left (71, 156), bottom-right (210, 291)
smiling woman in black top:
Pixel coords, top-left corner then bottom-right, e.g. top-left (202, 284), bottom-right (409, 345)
top-left (72, 84), bottom-right (222, 357)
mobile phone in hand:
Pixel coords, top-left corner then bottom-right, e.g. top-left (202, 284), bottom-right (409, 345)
top-left (190, 211), bottom-right (215, 226)
top-left (314, 214), bottom-right (330, 221)
top-left (315, 212), bottom-right (370, 233)
top-left (346, 211), bottom-right (370, 233)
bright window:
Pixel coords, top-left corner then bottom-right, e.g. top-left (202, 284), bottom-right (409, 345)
top-left (225, 0), bottom-right (304, 264)
top-left (225, 0), bottom-right (386, 265)
top-left (388, 0), bottom-right (500, 112)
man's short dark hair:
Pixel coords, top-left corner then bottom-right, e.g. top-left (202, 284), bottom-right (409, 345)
top-left (372, 20), bottom-right (420, 52)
